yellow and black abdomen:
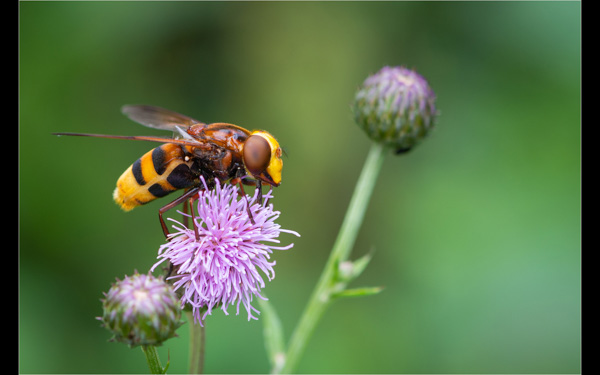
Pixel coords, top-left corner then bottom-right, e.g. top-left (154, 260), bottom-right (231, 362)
top-left (113, 143), bottom-right (197, 211)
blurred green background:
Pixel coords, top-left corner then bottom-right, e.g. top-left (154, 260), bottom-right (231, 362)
top-left (19, 2), bottom-right (580, 374)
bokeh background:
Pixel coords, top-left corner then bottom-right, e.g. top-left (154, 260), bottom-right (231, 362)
top-left (19, 2), bottom-right (580, 374)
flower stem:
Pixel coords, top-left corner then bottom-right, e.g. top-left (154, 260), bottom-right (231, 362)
top-left (186, 311), bottom-right (205, 374)
top-left (141, 345), bottom-right (164, 374)
top-left (280, 142), bottom-right (387, 373)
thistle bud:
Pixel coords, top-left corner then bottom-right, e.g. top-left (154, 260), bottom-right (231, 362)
top-left (99, 271), bottom-right (183, 347)
top-left (353, 66), bottom-right (438, 154)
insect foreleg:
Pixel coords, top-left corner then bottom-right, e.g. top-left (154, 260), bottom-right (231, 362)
top-left (256, 180), bottom-right (263, 205)
top-left (232, 177), bottom-right (257, 225)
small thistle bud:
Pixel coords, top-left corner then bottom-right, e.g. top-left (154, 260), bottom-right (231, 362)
top-left (353, 66), bottom-right (438, 154)
top-left (99, 271), bottom-right (183, 347)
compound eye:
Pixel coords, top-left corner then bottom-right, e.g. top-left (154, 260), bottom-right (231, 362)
top-left (244, 135), bottom-right (271, 175)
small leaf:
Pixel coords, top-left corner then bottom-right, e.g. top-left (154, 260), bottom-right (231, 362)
top-left (330, 286), bottom-right (384, 299)
top-left (334, 249), bottom-right (375, 283)
top-left (349, 249), bottom-right (375, 280)
top-left (162, 349), bottom-right (170, 374)
top-left (258, 297), bottom-right (286, 371)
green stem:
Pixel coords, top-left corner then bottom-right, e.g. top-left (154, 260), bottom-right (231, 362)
top-left (280, 142), bottom-right (387, 373)
top-left (141, 345), bottom-right (164, 374)
top-left (186, 311), bottom-right (206, 374)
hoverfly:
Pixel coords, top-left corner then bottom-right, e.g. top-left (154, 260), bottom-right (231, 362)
top-left (54, 105), bottom-right (284, 239)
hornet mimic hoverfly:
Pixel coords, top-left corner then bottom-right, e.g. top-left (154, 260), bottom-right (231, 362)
top-left (55, 105), bottom-right (284, 239)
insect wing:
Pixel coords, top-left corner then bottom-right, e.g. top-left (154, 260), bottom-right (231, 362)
top-left (52, 132), bottom-right (210, 149)
top-left (121, 105), bottom-right (206, 132)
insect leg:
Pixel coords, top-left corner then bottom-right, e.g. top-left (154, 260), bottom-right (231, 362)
top-left (256, 180), bottom-right (263, 205)
top-left (165, 196), bottom-right (198, 278)
top-left (231, 177), bottom-right (256, 225)
top-left (188, 194), bottom-right (200, 241)
top-left (178, 197), bottom-right (200, 239)
top-left (159, 186), bottom-right (202, 239)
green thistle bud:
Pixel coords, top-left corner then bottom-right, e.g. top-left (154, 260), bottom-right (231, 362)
top-left (353, 66), bottom-right (438, 154)
top-left (99, 271), bottom-right (183, 347)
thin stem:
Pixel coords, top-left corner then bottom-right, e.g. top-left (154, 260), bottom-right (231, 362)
top-left (186, 311), bottom-right (206, 374)
top-left (280, 142), bottom-right (387, 373)
top-left (141, 345), bottom-right (164, 374)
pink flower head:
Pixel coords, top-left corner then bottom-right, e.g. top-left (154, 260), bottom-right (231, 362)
top-left (151, 177), bottom-right (299, 325)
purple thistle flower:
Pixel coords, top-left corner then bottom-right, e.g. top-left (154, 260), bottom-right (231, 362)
top-left (151, 177), bottom-right (300, 326)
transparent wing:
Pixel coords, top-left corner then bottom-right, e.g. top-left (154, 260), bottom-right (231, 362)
top-left (121, 105), bottom-right (206, 131)
top-left (53, 132), bottom-right (210, 149)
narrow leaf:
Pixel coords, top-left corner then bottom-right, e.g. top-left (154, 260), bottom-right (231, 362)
top-left (349, 249), bottom-right (375, 280)
top-left (258, 297), bottom-right (286, 371)
top-left (330, 286), bottom-right (384, 299)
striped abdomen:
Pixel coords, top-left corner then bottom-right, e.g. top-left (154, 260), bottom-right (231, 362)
top-left (113, 143), bottom-right (197, 211)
